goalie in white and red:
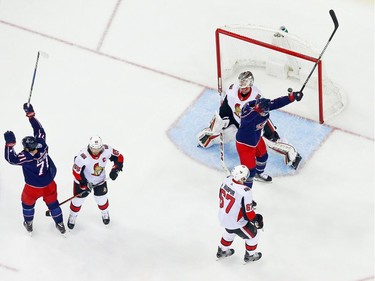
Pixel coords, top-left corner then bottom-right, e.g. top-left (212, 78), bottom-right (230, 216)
top-left (197, 71), bottom-right (302, 170)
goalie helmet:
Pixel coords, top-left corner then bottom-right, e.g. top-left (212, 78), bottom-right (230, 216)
top-left (22, 136), bottom-right (38, 151)
top-left (88, 135), bottom-right (103, 154)
top-left (231, 165), bottom-right (250, 183)
top-left (238, 71), bottom-right (254, 88)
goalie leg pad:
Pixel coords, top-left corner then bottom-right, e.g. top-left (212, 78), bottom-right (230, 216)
top-left (197, 128), bottom-right (220, 148)
top-left (263, 138), bottom-right (302, 169)
top-left (197, 112), bottom-right (230, 148)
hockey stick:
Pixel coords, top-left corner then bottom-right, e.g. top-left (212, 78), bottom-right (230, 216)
top-left (45, 193), bottom-right (82, 217)
top-left (27, 51), bottom-right (49, 106)
top-left (45, 177), bottom-right (109, 216)
top-left (299, 9), bottom-right (339, 92)
top-left (219, 131), bottom-right (230, 176)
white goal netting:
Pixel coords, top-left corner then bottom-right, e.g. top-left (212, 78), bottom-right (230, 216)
top-left (216, 24), bottom-right (346, 123)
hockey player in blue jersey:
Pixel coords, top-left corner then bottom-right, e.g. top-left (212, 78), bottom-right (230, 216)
top-left (3, 103), bottom-right (66, 235)
top-left (236, 90), bottom-right (303, 188)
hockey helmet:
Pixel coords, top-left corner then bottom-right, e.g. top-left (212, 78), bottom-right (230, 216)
top-left (231, 165), bottom-right (250, 183)
top-left (238, 71), bottom-right (254, 88)
top-left (255, 98), bottom-right (271, 116)
top-left (88, 135), bottom-right (103, 154)
top-left (22, 136), bottom-right (38, 151)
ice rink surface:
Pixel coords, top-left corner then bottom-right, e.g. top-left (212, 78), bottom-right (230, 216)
top-left (0, 1), bottom-right (373, 280)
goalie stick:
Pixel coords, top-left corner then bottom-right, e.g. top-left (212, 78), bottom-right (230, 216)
top-left (27, 51), bottom-right (49, 106)
top-left (300, 9), bottom-right (339, 92)
top-left (219, 131), bottom-right (230, 176)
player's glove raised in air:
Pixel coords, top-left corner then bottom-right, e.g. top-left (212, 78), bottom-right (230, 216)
top-left (23, 103), bottom-right (35, 118)
top-left (288, 89), bottom-right (304, 102)
top-left (4, 131), bottom-right (16, 147)
top-left (253, 214), bottom-right (264, 229)
top-left (293, 91), bottom-right (303, 101)
top-left (110, 162), bottom-right (123, 181)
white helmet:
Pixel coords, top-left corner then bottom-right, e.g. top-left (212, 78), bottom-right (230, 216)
top-left (231, 165), bottom-right (250, 182)
top-left (238, 71), bottom-right (254, 88)
top-left (88, 135), bottom-right (103, 154)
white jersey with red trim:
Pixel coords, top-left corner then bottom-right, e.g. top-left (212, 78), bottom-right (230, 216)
top-left (218, 176), bottom-right (256, 230)
top-left (225, 84), bottom-right (262, 124)
top-left (73, 145), bottom-right (120, 185)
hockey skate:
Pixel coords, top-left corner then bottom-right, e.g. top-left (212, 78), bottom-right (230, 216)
top-left (254, 173), bottom-right (272, 183)
top-left (23, 221), bottom-right (33, 233)
top-left (101, 211), bottom-right (110, 225)
top-left (244, 251), bottom-right (262, 263)
top-left (55, 222), bottom-right (66, 234)
top-left (216, 247), bottom-right (235, 260)
top-left (67, 214), bottom-right (76, 230)
top-left (291, 153), bottom-right (302, 170)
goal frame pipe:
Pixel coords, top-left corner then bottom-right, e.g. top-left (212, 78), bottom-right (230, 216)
top-left (215, 28), bottom-right (324, 123)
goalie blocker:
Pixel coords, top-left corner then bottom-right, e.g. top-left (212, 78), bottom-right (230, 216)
top-left (197, 113), bottom-right (302, 170)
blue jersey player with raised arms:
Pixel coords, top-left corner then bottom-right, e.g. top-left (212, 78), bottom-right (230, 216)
top-left (3, 103), bottom-right (66, 235)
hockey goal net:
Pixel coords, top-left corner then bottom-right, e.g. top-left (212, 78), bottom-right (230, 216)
top-left (215, 24), bottom-right (346, 124)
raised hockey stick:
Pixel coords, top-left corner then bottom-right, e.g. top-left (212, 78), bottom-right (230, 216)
top-left (27, 51), bottom-right (49, 106)
top-left (299, 9), bottom-right (339, 92)
top-left (45, 177), bottom-right (109, 216)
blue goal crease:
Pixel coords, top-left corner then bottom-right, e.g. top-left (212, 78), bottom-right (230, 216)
top-left (167, 88), bottom-right (332, 177)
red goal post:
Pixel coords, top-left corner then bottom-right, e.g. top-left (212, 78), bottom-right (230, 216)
top-left (215, 25), bottom-right (345, 124)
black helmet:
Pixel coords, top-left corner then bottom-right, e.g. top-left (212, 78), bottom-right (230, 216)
top-left (22, 136), bottom-right (38, 151)
top-left (255, 98), bottom-right (271, 116)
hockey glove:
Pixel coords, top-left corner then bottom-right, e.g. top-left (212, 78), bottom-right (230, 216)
top-left (4, 131), bottom-right (16, 147)
top-left (23, 103), bottom-right (35, 118)
top-left (288, 91), bottom-right (303, 102)
top-left (109, 163), bottom-right (123, 181)
top-left (110, 169), bottom-right (119, 181)
top-left (79, 178), bottom-right (92, 195)
top-left (253, 214), bottom-right (264, 229)
top-left (293, 91), bottom-right (303, 101)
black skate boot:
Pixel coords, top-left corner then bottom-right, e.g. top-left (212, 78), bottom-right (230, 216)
top-left (216, 247), bottom-right (235, 260)
top-left (244, 251), bottom-right (262, 263)
top-left (291, 153), bottom-right (302, 170)
top-left (55, 222), bottom-right (66, 234)
top-left (23, 221), bottom-right (33, 233)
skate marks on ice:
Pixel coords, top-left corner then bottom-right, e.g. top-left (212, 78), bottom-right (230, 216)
top-left (167, 89), bottom-right (332, 176)
top-left (0, 262), bottom-right (19, 272)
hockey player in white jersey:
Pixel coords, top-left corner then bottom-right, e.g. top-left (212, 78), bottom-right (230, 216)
top-left (197, 71), bottom-right (302, 170)
top-left (67, 135), bottom-right (124, 229)
top-left (217, 165), bottom-right (263, 263)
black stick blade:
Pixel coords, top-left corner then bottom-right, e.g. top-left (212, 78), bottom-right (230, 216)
top-left (329, 10), bottom-right (339, 30)
top-left (45, 210), bottom-right (51, 216)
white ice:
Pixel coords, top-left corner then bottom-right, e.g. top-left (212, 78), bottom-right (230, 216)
top-left (0, 1), bottom-right (373, 281)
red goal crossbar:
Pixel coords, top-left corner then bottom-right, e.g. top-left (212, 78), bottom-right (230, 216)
top-left (215, 28), bottom-right (324, 123)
